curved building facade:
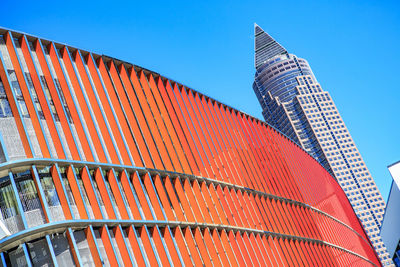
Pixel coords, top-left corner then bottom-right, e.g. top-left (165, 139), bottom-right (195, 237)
top-left (0, 27), bottom-right (381, 266)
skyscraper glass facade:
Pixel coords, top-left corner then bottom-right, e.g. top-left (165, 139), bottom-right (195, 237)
top-left (253, 24), bottom-right (392, 266)
top-left (0, 27), bottom-right (381, 266)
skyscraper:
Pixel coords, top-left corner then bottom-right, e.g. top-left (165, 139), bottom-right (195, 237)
top-left (253, 23), bottom-right (392, 266)
top-left (0, 27), bottom-right (381, 266)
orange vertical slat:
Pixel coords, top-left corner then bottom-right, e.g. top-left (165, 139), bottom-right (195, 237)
top-left (235, 190), bottom-right (254, 229)
top-left (237, 114), bottom-right (271, 192)
top-left (298, 241), bottom-right (314, 267)
top-left (242, 232), bottom-right (261, 266)
top-left (66, 229), bottom-right (82, 267)
top-left (162, 227), bottom-right (183, 266)
top-left (281, 238), bottom-right (297, 266)
top-left (249, 233), bottom-right (267, 266)
top-left (208, 100), bottom-right (246, 187)
top-left (107, 169), bottom-right (130, 220)
top-left (288, 239), bottom-right (304, 266)
top-left (270, 198), bottom-right (288, 234)
top-left (192, 180), bottom-right (212, 223)
top-left (186, 90), bottom-right (228, 181)
top-left (228, 230), bottom-right (251, 266)
top-left (224, 187), bottom-right (244, 227)
top-left (119, 171), bottom-right (142, 220)
top-left (210, 229), bottom-right (231, 267)
top-left (191, 228), bottom-right (213, 266)
top-left (217, 106), bottom-right (257, 189)
top-left (173, 227), bottom-right (195, 266)
top-left (255, 234), bottom-right (273, 267)
top-left (276, 237), bottom-right (294, 266)
top-left (198, 94), bottom-right (238, 184)
top-left (84, 227), bottom-right (103, 267)
top-left (131, 172), bottom-right (153, 220)
top-left (293, 240), bottom-right (309, 267)
top-left (50, 165), bottom-right (72, 219)
top-left (260, 196), bottom-right (280, 233)
top-left (307, 241), bottom-right (324, 266)
top-left (139, 226), bottom-right (159, 266)
top-left (317, 243), bottom-right (332, 266)
top-left (65, 166), bottom-right (88, 219)
top-left (182, 227), bottom-right (203, 266)
top-left (179, 87), bottom-right (219, 179)
top-left (150, 227), bottom-right (171, 266)
top-left (268, 236), bottom-right (286, 266)
top-left (303, 241), bottom-right (319, 267)
top-left (261, 235), bottom-right (280, 266)
top-left (113, 226), bottom-right (134, 267)
top-left (93, 168), bottom-right (116, 219)
top-left (254, 195), bottom-right (272, 231)
top-left (220, 230), bottom-right (242, 266)
top-left (80, 167), bottom-right (103, 219)
top-left (278, 201), bottom-right (295, 235)
top-left (247, 193), bottom-right (264, 230)
top-left (236, 232), bottom-right (255, 266)
top-left (99, 226), bottom-right (119, 266)
top-left (202, 228), bottom-right (223, 267)
top-left (126, 226), bottom-right (147, 266)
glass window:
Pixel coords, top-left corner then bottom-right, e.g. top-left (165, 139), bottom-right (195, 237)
top-left (73, 230), bottom-right (94, 266)
top-left (27, 238), bottom-right (54, 266)
top-left (14, 171), bottom-right (46, 228)
top-left (37, 167), bottom-right (65, 221)
top-left (50, 233), bottom-right (75, 267)
top-left (0, 176), bottom-right (23, 234)
top-left (7, 245), bottom-right (29, 267)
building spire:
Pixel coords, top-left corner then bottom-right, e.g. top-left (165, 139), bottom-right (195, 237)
top-left (254, 24), bottom-right (287, 69)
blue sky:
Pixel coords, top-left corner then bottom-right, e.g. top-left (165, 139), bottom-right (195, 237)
top-left (1, 0), bottom-right (399, 200)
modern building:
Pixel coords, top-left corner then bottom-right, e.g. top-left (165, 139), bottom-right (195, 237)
top-left (253, 23), bottom-right (391, 265)
top-left (380, 161), bottom-right (400, 266)
top-left (0, 27), bottom-right (381, 266)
